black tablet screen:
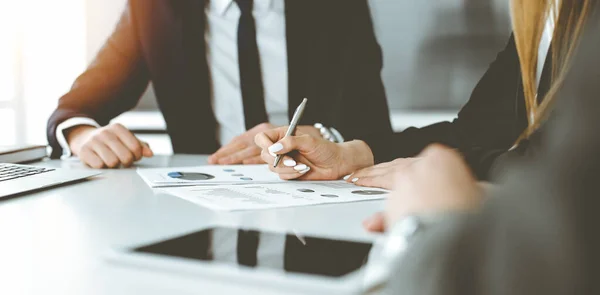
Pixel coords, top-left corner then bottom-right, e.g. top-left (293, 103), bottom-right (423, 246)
top-left (132, 227), bottom-right (373, 278)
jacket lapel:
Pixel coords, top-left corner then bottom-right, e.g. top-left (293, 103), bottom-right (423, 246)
top-left (180, 0), bottom-right (218, 150)
top-left (181, 0), bottom-right (211, 113)
top-left (156, 0), bottom-right (217, 152)
top-left (284, 0), bottom-right (346, 125)
top-left (284, 0), bottom-right (310, 120)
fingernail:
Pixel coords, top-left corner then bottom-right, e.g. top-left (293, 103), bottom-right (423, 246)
top-left (343, 175), bottom-right (351, 181)
top-left (269, 151), bottom-right (277, 157)
top-left (268, 143), bottom-right (284, 153)
top-left (298, 167), bottom-right (311, 174)
top-left (294, 164), bottom-right (308, 171)
top-left (283, 159), bottom-right (297, 167)
top-left (352, 178), bottom-right (359, 183)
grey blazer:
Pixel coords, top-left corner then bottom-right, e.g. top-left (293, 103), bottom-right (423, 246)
top-left (385, 5), bottom-right (600, 295)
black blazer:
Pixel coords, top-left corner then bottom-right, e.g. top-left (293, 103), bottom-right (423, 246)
top-left (363, 34), bottom-right (539, 180)
top-left (47, 0), bottom-right (392, 158)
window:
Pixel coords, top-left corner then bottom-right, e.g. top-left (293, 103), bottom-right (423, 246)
top-left (0, 1), bottom-right (86, 146)
top-left (0, 5), bottom-right (20, 145)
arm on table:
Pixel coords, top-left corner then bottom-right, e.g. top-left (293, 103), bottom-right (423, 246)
top-left (47, 4), bottom-right (150, 159)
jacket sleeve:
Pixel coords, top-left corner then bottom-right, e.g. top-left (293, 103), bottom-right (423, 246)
top-left (385, 9), bottom-right (600, 294)
top-left (363, 34), bottom-right (524, 178)
top-left (47, 2), bottom-right (150, 158)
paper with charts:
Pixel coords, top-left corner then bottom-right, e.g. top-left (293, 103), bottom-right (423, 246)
top-left (137, 165), bottom-right (284, 188)
top-left (160, 181), bottom-right (389, 211)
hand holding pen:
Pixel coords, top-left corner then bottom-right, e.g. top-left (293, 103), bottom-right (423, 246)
top-left (273, 98), bottom-right (308, 168)
top-left (254, 99), bottom-right (375, 181)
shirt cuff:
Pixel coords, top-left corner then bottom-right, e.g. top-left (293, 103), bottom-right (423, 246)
top-left (56, 117), bottom-right (100, 159)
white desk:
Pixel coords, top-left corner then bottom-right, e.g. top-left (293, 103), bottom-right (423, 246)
top-left (0, 155), bottom-right (384, 295)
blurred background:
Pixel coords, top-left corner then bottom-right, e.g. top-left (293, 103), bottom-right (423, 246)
top-left (0, 0), bottom-right (511, 154)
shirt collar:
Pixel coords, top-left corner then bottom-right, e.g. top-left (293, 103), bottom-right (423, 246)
top-left (211, 0), bottom-right (275, 16)
top-left (212, 0), bottom-right (233, 16)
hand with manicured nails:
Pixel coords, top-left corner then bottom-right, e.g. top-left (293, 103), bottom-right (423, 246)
top-left (208, 123), bottom-right (322, 165)
top-left (254, 126), bottom-right (374, 180)
top-left (66, 123), bottom-right (153, 169)
top-left (345, 157), bottom-right (420, 189)
top-left (368, 144), bottom-right (482, 231)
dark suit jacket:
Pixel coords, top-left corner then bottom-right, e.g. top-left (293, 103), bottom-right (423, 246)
top-left (47, 0), bottom-right (391, 158)
top-left (363, 33), bottom-right (541, 180)
top-left (385, 5), bottom-right (600, 294)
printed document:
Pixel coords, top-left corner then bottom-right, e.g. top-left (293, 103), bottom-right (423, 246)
top-left (160, 181), bottom-right (388, 211)
top-left (137, 165), bottom-right (283, 188)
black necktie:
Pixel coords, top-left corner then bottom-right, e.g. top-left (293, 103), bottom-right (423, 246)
top-left (235, 0), bottom-right (268, 130)
top-left (237, 230), bottom-right (260, 267)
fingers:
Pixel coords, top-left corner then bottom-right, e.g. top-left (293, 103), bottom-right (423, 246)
top-left (260, 150), bottom-right (310, 180)
top-left (211, 125), bottom-right (276, 165)
top-left (255, 131), bottom-right (276, 150)
top-left (347, 158), bottom-right (418, 189)
top-left (282, 157), bottom-right (297, 168)
top-left (98, 131), bottom-right (136, 167)
top-left (355, 177), bottom-right (395, 190)
top-left (278, 172), bottom-right (306, 180)
top-left (243, 155), bottom-right (264, 165)
top-left (78, 147), bottom-right (105, 169)
top-left (76, 124), bottom-right (152, 169)
top-left (346, 166), bottom-right (387, 184)
top-left (255, 127), bottom-right (289, 148)
top-left (274, 154), bottom-right (310, 173)
top-left (207, 156), bottom-right (217, 165)
top-left (218, 146), bottom-right (261, 165)
top-left (266, 134), bottom-right (318, 157)
top-left (141, 142), bottom-right (154, 157)
top-left (362, 212), bottom-right (387, 233)
top-left (348, 159), bottom-right (409, 182)
top-left (112, 123), bottom-right (144, 161)
top-left (208, 141), bottom-right (246, 164)
top-left (89, 140), bottom-right (120, 168)
top-left (105, 140), bottom-right (135, 167)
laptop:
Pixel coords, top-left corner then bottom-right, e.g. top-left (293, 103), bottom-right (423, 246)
top-left (0, 163), bottom-right (100, 199)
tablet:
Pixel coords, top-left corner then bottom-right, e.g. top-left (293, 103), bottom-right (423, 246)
top-left (108, 226), bottom-right (379, 294)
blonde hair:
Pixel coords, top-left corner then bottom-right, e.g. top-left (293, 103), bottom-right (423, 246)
top-left (511, 0), bottom-right (591, 141)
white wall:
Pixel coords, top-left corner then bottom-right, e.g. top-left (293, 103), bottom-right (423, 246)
top-left (4, 0), bottom-right (88, 145)
top-left (85, 0), bottom-right (127, 61)
top-left (370, 0), bottom-right (511, 109)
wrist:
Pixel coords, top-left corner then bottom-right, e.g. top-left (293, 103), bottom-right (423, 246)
top-left (66, 125), bottom-right (96, 155)
top-left (338, 140), bottom-right (374, 175)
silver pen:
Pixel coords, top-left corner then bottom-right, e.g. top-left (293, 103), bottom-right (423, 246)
top-left (273, 98), bottom-right (308, 168)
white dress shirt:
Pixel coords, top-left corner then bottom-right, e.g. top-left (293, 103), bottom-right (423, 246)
top-left (56, 0), bottom-right (288, 157)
